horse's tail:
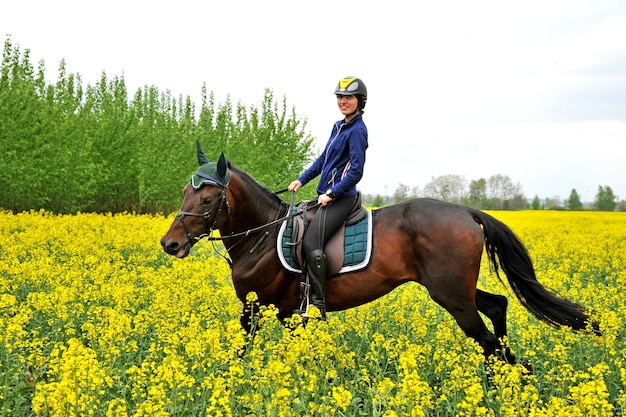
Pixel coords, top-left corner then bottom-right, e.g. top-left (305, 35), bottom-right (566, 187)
top-left (471, 209), bottom-right (600, 334)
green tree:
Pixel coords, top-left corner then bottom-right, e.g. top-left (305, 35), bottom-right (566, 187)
top-left (393, 183), bottom-right (411, 203)
top-left (504, 194), bottom-right (529, 210)
top-left (566, 189), bottom-right (583, 210)
top-left (487, 174), bottom-right (525, 210)
top-left (226, 89), bottom-right (314, 193)
top-left (371, 194), bottom-right (385, 208)
top-left (0, 37), bottom-right (49, 211)
top-left (423, 175), bottom-right (467, 203)
top-left (46, 60), bottom-right (99, 212)
top-left (595, 185), bottom-right (616, 211)
top-left (134, 86), bottom-right (196, 213)
top-left (468, 178), bottom-right (487, 208)
top-left (531, 195), bottom-right (541, 210)
top-left (83, 72), bottom-right (139, 212)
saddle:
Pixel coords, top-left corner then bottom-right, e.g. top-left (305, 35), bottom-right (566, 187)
top-left (279, 193), bottom-right (371, 276)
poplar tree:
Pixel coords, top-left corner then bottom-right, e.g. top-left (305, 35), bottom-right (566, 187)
top-left (567, 189), bottom-right (583, 210)
top-left (595, 185), bottom-right (616, 211)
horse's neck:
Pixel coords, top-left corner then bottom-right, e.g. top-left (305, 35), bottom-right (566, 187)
top-left (221, 181), bottom-right (286, 261)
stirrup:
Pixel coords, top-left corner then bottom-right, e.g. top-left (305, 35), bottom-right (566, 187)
top-left (302, 305), bottom-right (325, 319)
top-left (294, 281), bottom-right (309, 316)
top-left (293, 298), bottom-right (326, 322)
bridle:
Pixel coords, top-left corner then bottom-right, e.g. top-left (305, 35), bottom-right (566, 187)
top-left (173, 182), bottom-right (321, 269)
top-left (174, 185), bottom-right (314, 249)
top-left (175, 187), bottom-right (229, 245)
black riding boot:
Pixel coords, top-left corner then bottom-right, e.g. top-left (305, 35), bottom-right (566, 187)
top-left (303, 249), bottom-right (328, 320)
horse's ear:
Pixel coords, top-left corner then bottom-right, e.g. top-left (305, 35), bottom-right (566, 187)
top-left (196, 140), bottom-right (210, 166)
top-left (217, 152), bottom-right (228, 179)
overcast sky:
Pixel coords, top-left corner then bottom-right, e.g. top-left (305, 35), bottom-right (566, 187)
top-left (2, 0), bottom-right (625, 202)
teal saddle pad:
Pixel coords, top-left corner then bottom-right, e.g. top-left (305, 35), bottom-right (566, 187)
top-left (278, 210), bottom-right (372, 274)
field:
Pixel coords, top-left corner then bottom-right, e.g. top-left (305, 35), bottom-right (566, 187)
top-left (1, 209), bottom-right (625, 416)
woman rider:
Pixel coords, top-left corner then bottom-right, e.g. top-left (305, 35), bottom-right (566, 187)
top-left (288, 76), bottom-right (368, 320)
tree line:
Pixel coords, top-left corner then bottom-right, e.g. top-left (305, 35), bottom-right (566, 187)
top-left (368, 176), bottom-right (623, 211)
top-left (374, 174), bottom-right (526, 210)
top-left (0, 36), bottom-right (314, 214)
top-left (2, 35), bottom-right (622, 214)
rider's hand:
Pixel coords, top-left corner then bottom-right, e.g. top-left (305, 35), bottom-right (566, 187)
top-left (318, 193), bottom-right (333, 207)
top-left (288, 180), bottom-right (302, 192)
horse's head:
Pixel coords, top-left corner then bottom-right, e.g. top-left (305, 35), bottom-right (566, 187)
top-left (160, 141), bottom-right (232, 258)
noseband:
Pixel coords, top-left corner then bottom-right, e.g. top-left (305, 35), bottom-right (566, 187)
top-left (175, 187), bottom-right (229, 245)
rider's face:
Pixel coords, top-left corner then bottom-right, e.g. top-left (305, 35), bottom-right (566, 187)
top-left (337, 94), bottom-right (358, 117)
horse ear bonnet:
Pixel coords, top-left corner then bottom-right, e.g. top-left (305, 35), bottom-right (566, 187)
top-left (196, 140), bottom-right (210, 165)
top-left (217, 153), bottom-right (228, 179)
top-left (191, 142), bottom-right (231, 190)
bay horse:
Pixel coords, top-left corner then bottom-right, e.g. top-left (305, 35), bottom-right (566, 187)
top-left (160, 143), bottom-right (598, 363)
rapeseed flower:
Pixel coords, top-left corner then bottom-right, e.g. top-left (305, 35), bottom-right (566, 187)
top-left (1, 210), bottom-right (625, 415)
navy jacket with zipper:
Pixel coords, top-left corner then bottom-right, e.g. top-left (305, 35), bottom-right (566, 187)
top-left (297, 114), bottom-right (368, 198)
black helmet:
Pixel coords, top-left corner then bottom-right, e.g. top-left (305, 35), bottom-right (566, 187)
top-left (334, 76), bottom-right (367, 110)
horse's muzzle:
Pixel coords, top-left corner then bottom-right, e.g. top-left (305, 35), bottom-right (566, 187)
top-left (160, 236), bottom-right (191, 258)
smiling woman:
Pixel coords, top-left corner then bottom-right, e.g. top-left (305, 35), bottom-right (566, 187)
top-left (286, 76), bottom-right (369, 319)
top-left (0, 209), bottom-right (625, 415)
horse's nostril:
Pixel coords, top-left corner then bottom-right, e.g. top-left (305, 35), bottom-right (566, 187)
top-left (161, 237), bottom-right (180, 255)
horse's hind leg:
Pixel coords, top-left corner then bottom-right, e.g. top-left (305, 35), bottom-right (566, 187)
top-left (475, 289), bottom-right (516, 363)
top-left (475, 289), bottom-right (508, 339)
top-left (429, 289), bottom-right (502, 360)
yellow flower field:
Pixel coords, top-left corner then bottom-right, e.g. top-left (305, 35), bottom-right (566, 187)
top-left (0, 209), bottom-right (624, 416)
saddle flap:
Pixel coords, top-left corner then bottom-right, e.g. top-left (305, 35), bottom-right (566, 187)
top-left (325, 224), bottom-right (345, 276)
top-left (288, 216), bottom-right (345, 276)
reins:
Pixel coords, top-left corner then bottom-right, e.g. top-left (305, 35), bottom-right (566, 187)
top-left (176, 186), bottom-right (319, 244)
top-left (273, 187), bottom-right (290, 195)
top-left (175, 185), bottom-right (318, 268)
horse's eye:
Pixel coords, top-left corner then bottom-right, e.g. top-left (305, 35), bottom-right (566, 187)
top-left (201, 197), bottom-right (212, 206)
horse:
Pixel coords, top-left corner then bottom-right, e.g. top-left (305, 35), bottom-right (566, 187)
top-left (160, 142), bottom-right (599, 363)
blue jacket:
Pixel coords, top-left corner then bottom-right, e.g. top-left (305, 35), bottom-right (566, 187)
top-left (298, 114), bottom-right (368, 198)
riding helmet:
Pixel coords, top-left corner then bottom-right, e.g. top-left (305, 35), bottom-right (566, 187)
top-left (334, 76), bottom-right (367, 110)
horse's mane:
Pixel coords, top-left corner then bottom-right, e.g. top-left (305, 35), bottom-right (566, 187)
top-left (228, 162), bottom-right (288, 213)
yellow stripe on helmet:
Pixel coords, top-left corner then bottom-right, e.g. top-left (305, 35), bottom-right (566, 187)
top-left (339, 77), bottom-right (357, 90)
